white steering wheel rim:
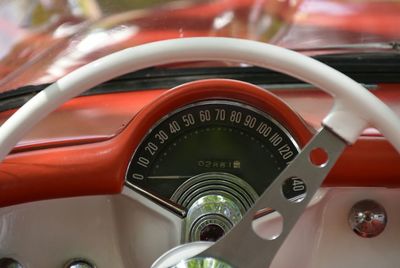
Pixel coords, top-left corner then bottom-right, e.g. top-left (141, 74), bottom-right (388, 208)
top-left (0, 37), bottom-right (399, 162)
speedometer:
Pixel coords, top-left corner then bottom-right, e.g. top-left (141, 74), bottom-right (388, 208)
top-left (127, 100), bottom-right (298, 201)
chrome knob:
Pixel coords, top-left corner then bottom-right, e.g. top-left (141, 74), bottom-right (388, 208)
top-left (349, 199), bottom-right (387, 238)
top-left (151, 241), bottom-right (233, 268)
top-left (186, 194), bottom-right (243, 242)
top-left (63, 259), bottom-right (96, 268)
top-left (170, 257), bottom-right (233, 268)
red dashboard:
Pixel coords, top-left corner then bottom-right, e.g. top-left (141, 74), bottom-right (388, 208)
top-left (0, 79), bottom-right (399, 208)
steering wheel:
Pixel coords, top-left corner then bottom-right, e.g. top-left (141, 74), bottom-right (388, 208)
top-left (0, 37), bottom-right (399, 268)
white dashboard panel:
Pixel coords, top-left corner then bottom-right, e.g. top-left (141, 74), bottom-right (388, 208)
top-left (0, 188), bottom-right (398, 267)
top-left (0, 195), bottom-right (123, 267)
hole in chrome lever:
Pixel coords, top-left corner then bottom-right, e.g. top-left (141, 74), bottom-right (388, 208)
top-left (309, 147), bottom-right (329, 167)
top-left (252, 208), bottom-right (283, 240)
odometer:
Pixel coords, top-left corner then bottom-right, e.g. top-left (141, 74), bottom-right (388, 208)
top-left (126, 101), bottom-right (300, 206)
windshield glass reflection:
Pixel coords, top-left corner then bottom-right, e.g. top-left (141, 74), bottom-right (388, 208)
top-left (0, 0), bottom-right (399, 92)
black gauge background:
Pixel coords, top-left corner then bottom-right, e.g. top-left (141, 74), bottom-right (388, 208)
top-left (126, 101), bottom-right (299, 204)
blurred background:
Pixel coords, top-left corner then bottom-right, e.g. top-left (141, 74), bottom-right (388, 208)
top-left (0, 0), bottom-right (399, 92)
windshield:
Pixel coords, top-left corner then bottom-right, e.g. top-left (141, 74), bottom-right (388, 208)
top-left (0, 0), bottom-right (399, 93)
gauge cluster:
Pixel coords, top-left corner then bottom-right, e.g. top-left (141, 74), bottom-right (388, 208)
top-left (125, 99), bottom-right (303, 242)
top-left (121, 79), bottom-right (313, 242)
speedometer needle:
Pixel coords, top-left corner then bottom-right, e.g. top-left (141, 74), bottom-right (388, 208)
top-left (147, 175), bottom-right (193, 180)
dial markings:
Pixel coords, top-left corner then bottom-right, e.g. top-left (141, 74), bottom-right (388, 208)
top-left (126, 101), bottom-right (299, 203)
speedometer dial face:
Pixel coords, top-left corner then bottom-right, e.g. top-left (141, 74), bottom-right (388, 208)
top-left (126, 101), bottom-right (299, 208)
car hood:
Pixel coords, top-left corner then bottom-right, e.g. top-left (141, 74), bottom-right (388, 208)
top-left (0, 0), bottom-right (399, 93)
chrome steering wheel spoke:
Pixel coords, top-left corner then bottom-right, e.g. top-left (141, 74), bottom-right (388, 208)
top-left (153, 127), bottom-right (347, 268)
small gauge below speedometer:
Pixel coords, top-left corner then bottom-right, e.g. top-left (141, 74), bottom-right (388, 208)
top-left (126, 100), bottom-right (300, 205)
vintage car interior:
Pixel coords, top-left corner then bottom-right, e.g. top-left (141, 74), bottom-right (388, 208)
top-left (0, 1), bottom-right (399, 268)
